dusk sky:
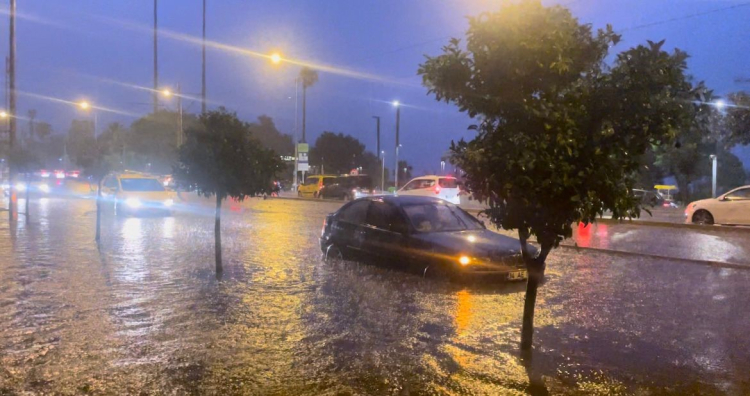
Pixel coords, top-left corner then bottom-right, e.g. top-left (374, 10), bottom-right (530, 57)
top-left (1, 0), bottom-right (749, 173)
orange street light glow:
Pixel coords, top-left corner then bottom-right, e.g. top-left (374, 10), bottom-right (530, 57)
top-left (459, 256), bottom-right (471, 266)
top-left (79, 101), bottom-right (90, 110)
top-left (270, 53), bottom-right (282, 64)
top-left (162, 89), bottom-right (172, 97)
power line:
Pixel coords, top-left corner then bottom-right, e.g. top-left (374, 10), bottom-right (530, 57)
top-left (619, 1), bottom-right (750, 32)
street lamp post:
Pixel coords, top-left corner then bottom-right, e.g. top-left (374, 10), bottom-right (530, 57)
top-left (372, 116), bottom-right (380, 160)
top-left (710, 154), bottom-right (717, 198)
top-left (380, 150), bottom-right (385, 192)
top-left (162, 86), bottom-right (183, 146)
top-left (393, 101), bottom-right (400, 189)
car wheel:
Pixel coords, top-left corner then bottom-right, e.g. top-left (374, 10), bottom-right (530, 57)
top-left (692, 210), bottom-right (714, 225)
top-left (325, 244), bottom-right (345, 262)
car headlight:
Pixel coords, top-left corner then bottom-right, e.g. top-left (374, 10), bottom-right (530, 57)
top-left (39, 184), bottom-right (50, 193)
top-left (458, 255), bottom-right (471, 266)
top-left (164, 199), bottom-right (174, 207)
top-left (15, 183), bottom-right (26, 192)
top-left (125, 198), bottom-right (142, 208)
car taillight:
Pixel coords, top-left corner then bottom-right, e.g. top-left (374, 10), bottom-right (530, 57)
top-left (321, 218), bottom-right (328, 236)
top-left (434, 185), bottom-right (441, 194)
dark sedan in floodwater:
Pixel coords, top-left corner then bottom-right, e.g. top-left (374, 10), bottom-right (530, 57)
top-left (320, 195), bottom-right (531, 281)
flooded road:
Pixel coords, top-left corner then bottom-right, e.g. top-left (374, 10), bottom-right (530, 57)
top-left (1, 197), bottom-right (749, 395)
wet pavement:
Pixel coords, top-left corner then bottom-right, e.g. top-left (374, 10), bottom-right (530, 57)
top-left (1, 196), bottom-right (749, 395)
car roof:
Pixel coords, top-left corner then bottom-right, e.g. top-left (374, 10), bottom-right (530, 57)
top-left (115, 171), bottom-right (160, 180)
top-left (407, 175), bottom-right (456, 180)
top-left (307, 174), bottom-right (337, 178)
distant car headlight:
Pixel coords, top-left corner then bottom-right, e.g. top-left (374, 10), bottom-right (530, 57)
top-left (125, 198), bottom-right (142, 208)
top-left (458, 255), bottom-right (471, 266)
top-left (15, 183), bottom-right (26, 192)
top-left (39, 184), bottom-right (50, 193)
top-left (163, 199), bottom-right (174, 207)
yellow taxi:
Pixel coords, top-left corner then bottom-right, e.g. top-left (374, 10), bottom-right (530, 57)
top-left (101, 171), bottom-right (177, 216)
top-left (298, 175), bottom-right (337, 198)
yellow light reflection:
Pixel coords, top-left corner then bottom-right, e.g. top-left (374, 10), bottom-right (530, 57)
top-left (455, 289), bottom-right (473, 338)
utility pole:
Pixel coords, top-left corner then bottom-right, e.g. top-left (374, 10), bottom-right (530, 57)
top-left (201, 0), bottom-right (207, 114)
top-left (393, 102), bottom-right (400, 189)
top-left (153, 0), bottom-right (158, 114)
top-left (372, 116), bottom-right (380, 160)
top-left (293, 78), bottom-right (299, 189)
top-left (8, 0), bottom-right (17, 217)
top-left (381, 151), bottom-right (385, 192)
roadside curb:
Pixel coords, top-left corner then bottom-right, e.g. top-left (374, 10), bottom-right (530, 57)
top-left (464, 209), bottom-right (750, 234)
top-left (558, 244), bottom-right (750, 271)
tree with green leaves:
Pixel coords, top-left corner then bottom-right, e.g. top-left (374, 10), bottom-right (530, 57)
top-left (419, 1), bottom-right (703, 350)
top-left (309, 131), bottom-right (366, 175)
top-left (299, 67), bottom-right (319, 143)
top-left (129, 111), bottom-right (199, 174)
top-left (248, 115), bottom-right (294, 156)
top-left (76, 134), bottom-right (119, 242)
top-left (174, 108), bottom-right (282, 275)
top-left (724, 91), bottom-right (750, 148)
top-left (67, 119), bottom-right (96, 167)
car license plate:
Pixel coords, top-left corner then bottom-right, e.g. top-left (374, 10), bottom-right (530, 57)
top-left (508, 270), bottom-right (527, 281)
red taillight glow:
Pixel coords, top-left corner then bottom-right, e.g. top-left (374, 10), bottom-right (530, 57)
top-left (321, 218), bottom-right (327, 236)
top-left (434, 185), bottom-right (441, 194)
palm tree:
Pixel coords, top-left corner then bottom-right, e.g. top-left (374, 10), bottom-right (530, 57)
top-left (299, 67), bottom-right (318, 143)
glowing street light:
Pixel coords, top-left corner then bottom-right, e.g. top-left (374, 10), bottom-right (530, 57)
top-left (392, 100), bottom-right (400, 107)
top-left (162, 88), bottom-right (172, 97)
top-left (715, 99), bottom-right (726, 111)
top-left (270, 52), bottom-right (282, 64)
top-left (79, 101), bottom-right (90, 110)
top-left (0, 111), bottom-right (7, 118)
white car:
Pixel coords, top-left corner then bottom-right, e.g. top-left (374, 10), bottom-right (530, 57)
top-left (684, 185), bottom-right (750, 225)
top-left (397, 175), bottom-right (461, 204)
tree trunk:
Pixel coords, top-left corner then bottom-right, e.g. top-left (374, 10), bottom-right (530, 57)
top-left (214, 194), bottom-right (222, 274)
top-left (521, 259), bottom-right (544, 350)
top-left (95, 177), bottom-right (103, 242)
top-left (519, 229), bottom-right (553, 351)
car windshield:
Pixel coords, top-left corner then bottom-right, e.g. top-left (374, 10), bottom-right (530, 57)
top-left (402, 203), bottom-right (483, 233)
top-left (120, 178), bottom-right (165, 192)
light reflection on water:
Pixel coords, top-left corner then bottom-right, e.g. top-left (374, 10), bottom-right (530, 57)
top-left (0, 197), bottom-right (748, 394)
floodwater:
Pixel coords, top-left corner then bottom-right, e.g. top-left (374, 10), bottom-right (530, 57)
top-left (1, 196), bottom-right (749, 395)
